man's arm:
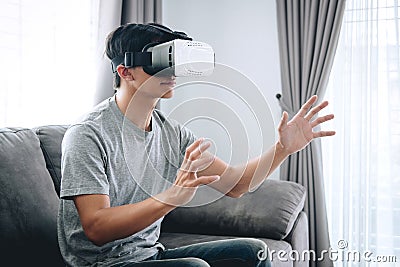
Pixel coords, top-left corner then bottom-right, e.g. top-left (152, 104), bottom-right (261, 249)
top-left (197, 95), bottom-right (335, 197)
top-left (198, 142), bottom-right (288, 198)
top-left (73, 194), bottom-right (173, 246)
top-left (73, 139), bottom-right (219, 246)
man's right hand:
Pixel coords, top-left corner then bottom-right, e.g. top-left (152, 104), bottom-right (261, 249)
top-left (160, 138), bottom-right (220, 206)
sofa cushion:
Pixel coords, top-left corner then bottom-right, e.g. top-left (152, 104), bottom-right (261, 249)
top-left (162, 179), bottom-right (306, 240)
top-left (35, 125), bottom-right (69, 196)
top-left (0, 128), bottom-right (64, 266)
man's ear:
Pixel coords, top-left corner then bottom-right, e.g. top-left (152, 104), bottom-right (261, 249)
top-left (116, 65), bottom-right (134, 81)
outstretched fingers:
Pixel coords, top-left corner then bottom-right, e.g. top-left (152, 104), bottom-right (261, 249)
top-left (184, 138), bottom-right (204, 158)
top-left (313, 130), bottom-right (336, 138)
top-left (297, 95), bottom-right (318, 118)
top-left (304, 100), bottom-right (329, 121)
top-left (182, 138), bottom-right (212, 172)
top-left (188, 141), bottom-right (211, 161)
top-left (185, 138), bottom-right (211, 160)
top-left (311, 114), bottom-right (334, 128)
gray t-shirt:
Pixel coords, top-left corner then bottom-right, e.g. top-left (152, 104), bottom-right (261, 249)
top-left (58, 95), bottom-right (196, 266)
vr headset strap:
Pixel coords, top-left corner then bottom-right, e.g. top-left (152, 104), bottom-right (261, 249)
top-left (111, 52), bottom-right (152, 73)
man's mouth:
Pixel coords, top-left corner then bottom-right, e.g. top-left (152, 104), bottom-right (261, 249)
top-left (160, 80), bottom-right (176, 86)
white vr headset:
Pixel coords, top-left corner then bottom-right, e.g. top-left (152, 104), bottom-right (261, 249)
top-left (111, 39), bottom-right (215, 76)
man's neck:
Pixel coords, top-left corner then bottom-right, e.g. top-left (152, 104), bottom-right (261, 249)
top-left (115, 88), bottom-right (157, 132)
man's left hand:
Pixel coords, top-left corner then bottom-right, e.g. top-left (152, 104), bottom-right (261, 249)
top-left (277, 95), bottom-right (335, 154)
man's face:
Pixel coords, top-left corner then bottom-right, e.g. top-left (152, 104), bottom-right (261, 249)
top-left (130, 67), bottom-right (176, 99)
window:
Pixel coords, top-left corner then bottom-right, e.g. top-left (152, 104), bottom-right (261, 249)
top-left (0, 0), bottom-right (99, 127)
top-left (323, 0), bottom-right (400, 264)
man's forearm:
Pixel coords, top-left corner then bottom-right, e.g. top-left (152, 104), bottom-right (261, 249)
top-left (222, 142), bottom-right (290, 197)
top-left (74, 194), bottom-right (175, 246)
top-left (246, 141), bottom-right (290, 190)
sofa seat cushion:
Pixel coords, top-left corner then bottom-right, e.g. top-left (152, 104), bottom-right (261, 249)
top-left (159, 232), bottom-right (293, 267)
top-left (162, 179), bottom-right (306, 240)
top-left (0, 128), bottom-right (64, 266)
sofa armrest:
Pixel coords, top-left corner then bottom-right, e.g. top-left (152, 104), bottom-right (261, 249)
top-left (284, 211), bottom-right (309, 267)
top-left (162, 179), bottom-right (306, 241)
top-left (0, 127), bottom-right (64, 266)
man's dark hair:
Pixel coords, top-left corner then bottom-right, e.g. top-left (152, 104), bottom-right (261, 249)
top-left (105, 23), bottom-right (185, 88)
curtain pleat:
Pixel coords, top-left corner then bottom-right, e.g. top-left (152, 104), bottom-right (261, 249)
top-left (275, 1), bottom-right (345, 266)
top-left (121, 0), bottom-right (162, 25)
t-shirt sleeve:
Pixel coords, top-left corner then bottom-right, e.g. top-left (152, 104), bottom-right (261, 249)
top-left (60, 124), bottom-right (109, 199)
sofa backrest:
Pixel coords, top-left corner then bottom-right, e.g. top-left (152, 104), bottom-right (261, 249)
top-left (35, 125), bottom-right (69, 196)
top-left (0, 128), bottom-right (64, 266)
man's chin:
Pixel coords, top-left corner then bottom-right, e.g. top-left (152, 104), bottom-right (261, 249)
top-left (160, 89), bottom-right (174, 99)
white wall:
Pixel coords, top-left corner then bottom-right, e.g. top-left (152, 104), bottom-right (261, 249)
top-left (161, 0), bottom-right (282, 179)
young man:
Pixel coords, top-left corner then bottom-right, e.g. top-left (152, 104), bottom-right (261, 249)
top-left (58, 23), bottom-right (335, 267)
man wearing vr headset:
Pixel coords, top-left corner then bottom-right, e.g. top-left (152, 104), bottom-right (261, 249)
top-left (58, 23), bottom-right (335, 267)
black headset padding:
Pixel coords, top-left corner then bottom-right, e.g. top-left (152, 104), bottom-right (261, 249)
top-left (141, 42), bottom-right (163, 75)
top-left (110, 23), bottom-right (192, 74)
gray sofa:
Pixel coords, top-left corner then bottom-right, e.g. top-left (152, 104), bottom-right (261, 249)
top-left (0, 125), bottom-right (309, 266)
